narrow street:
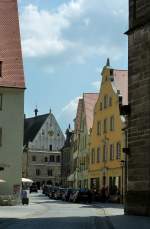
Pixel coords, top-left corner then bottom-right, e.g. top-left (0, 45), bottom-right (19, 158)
top-left (0, 192), bottom-right (112, 229)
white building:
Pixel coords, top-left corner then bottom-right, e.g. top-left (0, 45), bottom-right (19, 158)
top-left (0, 0), bottom-right (25, 205)
top-left (23, 111), bottom-right (65, 186)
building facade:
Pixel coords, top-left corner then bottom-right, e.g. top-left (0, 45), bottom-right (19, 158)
top-left (23, 111), bottom-right (65, 186)
top-left (61, 126), bottom-right (74, 187)
top-left (72, 99), bottom-right (83, 188)
top-left (0, 0), bottom-right (25, 205)
top-left (77, 93), bottom-right (98, 189)
top-left (125, 0), bottom-right (150, 215)
top-left (89, 61), bottom-right (128, 201)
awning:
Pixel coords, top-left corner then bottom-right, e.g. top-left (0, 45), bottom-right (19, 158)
top-left (22, 178), bottom-right (33, 183)
top-left (0, 179), bottom-right (6, 183)
top-left (67, 174), bottom-right (74, 182)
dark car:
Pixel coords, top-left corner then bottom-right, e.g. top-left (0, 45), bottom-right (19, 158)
top-left (48, 186), bottom-right (59, 199)
top-left (42, 185), bottom-right (52, 196)
top-left (62, 188), bottom-right (74, 201)
top-left (54, 188), bottom-right (66, 200)
top-left (72, 189), bottom-right (91, 203)
top-left (30, 183), bottom-right (38, 193)
top-left (69, 189), bottom-right (79, 202)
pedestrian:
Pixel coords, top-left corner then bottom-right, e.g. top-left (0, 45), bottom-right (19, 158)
top-left (21, 189), bottom-right (29, 205)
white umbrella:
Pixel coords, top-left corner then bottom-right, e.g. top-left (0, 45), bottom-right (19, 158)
top-left (22, 178), bottom-right (33, 183)
top-left (0, 179), bottom-right (6, 183)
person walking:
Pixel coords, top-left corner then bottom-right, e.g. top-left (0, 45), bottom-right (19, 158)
top-left (21, 189), bottom-right (29, 205)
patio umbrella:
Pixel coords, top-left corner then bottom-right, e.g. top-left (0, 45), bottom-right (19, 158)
top-left (22, 178), bottom-right (33, 183)
top-left (0, 179), bottom-right (6, 183)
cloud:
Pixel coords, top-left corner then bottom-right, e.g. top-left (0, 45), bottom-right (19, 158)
top-left (19, 0), bottom-right (128, 63)
top-left (20, 4), bottom-right (69, 57)
top-left (62, 96), bottom-right (81, 114)
top-left (92, 81), bottom-right (100, 90)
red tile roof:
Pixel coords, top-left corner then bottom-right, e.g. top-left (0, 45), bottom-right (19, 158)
top-left (113, 70), bottom-right (128, 105)
top-left (83, 93), bottom-right (99, 132)
top-left (0, 0), bottom-right (25, 89)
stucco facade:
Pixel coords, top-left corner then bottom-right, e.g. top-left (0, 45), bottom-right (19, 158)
top-left (0, 0), bottom-right (25, 205)
top-left (89, 63), bottom-right (128, 201)
top-left (0, 88), bottom-right (24, 203)
top-left (23, 112), bottom-right (65, 186)
top-left (77, 93), bottom-right (98, 189)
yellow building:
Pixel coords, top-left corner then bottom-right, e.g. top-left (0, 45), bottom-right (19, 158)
top-left (89, 59), bottom-right (128, 201)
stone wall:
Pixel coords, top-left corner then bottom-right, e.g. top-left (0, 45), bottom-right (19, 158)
top-left (126, 0), bottom-right (150, 216)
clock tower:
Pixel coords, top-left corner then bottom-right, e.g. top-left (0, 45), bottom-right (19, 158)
top-left (125, 0), bottom-right (150, 215)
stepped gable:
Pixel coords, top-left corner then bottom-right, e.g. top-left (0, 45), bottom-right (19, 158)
top-left (0, 0), bottom-right (25, 89)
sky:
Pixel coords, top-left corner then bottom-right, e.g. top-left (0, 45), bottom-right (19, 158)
top-left (18, 0), bottom-right (128, 132)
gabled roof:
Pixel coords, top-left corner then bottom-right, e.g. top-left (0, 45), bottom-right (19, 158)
top-left (0, 0), bottom-right (25, 89)
top-left (83, 93), bottom-right (99, 132)
top-left (113, 70), bottom-right (128, 105)
top-left (75, 98), bottom-right (83, 132)
top-left (24, 114), bottom-right (49, 146)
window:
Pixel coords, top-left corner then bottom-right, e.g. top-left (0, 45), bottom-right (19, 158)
top-left (44, 157), bottom-right (48, 162)
top-left (97, 147), bottom-right (100, 163)
top-left (97, 121), bottom-right (101, 136)
top-left (0, 61), bottom-right (2, 77)
top-left (32, 156), bottom-right (36, 162)
top-left (104, 119), bottom-right (107, 133)
top-left (56, 155), bottom-right (60, 162)
top-left (48, 169), bottom-right (53, 176)
top-left (116, 143), bottom-right (121, 160)
top-left (110, 144), bottom-right (114, 160)
top-left (0, 128), bottom-right (2, 146)
top-left (91, 148), bottom-right (95, 164)
top-left (110, 116), bottom-right (115, 131)
top-left (100, 102), bottom-right (103, 111)
top-left (49, 155), bottom-right (55, 162)
top-left (84, 135), bottom-right (87, 148)
top-left (0, 94), bottom-right (2, 110)
top-left (103, 145), bottom-right (107, 161)
top-left (104, 95), bottom-right (108, 109)
top-left (36, 169), bottom-right (40, 176)
top-left (49, 145), bottom-right (52, 151)
top-left (109, 97), bottom-right (112, 106)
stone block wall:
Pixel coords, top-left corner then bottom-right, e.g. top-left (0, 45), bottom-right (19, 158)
top-left (126, 0), bottom-right (150, 216)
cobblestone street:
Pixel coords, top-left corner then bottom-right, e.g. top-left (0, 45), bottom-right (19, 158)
top-left (0, 192), bottom-right (111, 229)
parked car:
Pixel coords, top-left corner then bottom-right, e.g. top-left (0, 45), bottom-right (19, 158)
top-left (48, 186), bottom-right (59, 199)
top-left (69, 189), bottom-right (79, 202)
top-left (72, 189), bottom-right (92, 203)
top-left (42, 185), bottom-right (52, 196)
top-left (54, 188), bottom-right (66, 200)
top-left (29, 183), bottom-right (38, 193)
top-left (62, 188), bottom-right (74, 201)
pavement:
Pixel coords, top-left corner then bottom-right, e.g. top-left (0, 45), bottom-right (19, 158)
top-left (0, 192), bottom-right (150, 229)
top-left (94, 202), bottom-right (150, 229)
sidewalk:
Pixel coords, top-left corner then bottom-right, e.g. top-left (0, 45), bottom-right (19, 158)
top-left (94, 203), bottom-right (150, 229)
